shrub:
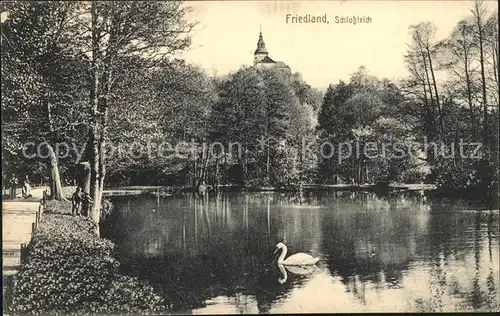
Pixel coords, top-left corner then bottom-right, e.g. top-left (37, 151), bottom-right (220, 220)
top-left (42, 199), bottom-right (73, 215)
top-left (9, 213), bottom-right (166, 315)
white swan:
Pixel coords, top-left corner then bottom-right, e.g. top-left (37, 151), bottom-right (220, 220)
top-left (274, 242), bottom-right (320, 265)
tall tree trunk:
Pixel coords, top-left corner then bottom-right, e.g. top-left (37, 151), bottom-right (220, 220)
top-left (495, 33), bottom-right (500, 96)
top-left (223, 151), bottom-right (227, 185)
top-left (215, 155), bottom-right (220, 190)
top-left (196, 145), bottom-right (210, 187)
top-left (492, 45), bottom-right (499, 108)
top-left (421, 79), bottom-right (434, 139)
top-left (427, 48), bottom-right (440, 109)
top-left (420, 50), bottom-right (437, 135)
top-left (408, 58), bottom-right (433, 138)
top-left (456, 25), bottom-right (476, 136)
top-left (90, 129), bottom-right (101, 230)
top-left (44, 91), bottom-right (66, 201)
top-left (474, 1), bottom-right (489, 144)
top-left (97, 116), bottom-right (106, 216)
top-left (464, 64), bottom-right (475, 135)
top-left (46, 144), bottom-right (67, 200)
top-left (203, 152), bottom-right (210, 183)
top-left (426, 47), bottom-right (445, 139)
top-left (415, 29), bottom-right (440, 140)
top-left (96, 46), bottom-right (114, 223)
top-left (479, 35), bottom-right (489, 145)
top-left (96, 5), bottom-right (119, 207)
top-left (193, 157), bottom-right (197, 187)
top-left (266, 134), bottom-right (270, 181)
top-left (489, 26), bottom-right (499, 102)
top-left (243, 149), bottom-right (248, 185)
top-left (89, 1), bottom-right (101, 234)
top-left (77, 162), bottom-right (91, 194)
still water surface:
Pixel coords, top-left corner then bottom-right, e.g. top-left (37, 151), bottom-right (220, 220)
top-left (102, 192), bottom-right (499, 313)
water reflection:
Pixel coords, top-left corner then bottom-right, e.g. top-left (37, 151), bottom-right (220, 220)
top-left (101, 192), bottom-right (499, 313)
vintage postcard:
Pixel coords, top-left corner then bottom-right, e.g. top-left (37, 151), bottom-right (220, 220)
top-left (2, 0), bottom-right (499, 314)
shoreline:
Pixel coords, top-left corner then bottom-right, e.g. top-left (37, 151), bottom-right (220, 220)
top-left (7, 200), bottom-right (168, 315)
top-left (104, 182), bottom-right (437, 194)
top-left (102, 183), bottom-right (496, 207)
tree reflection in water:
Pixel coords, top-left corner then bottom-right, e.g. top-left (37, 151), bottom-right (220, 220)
top-left (101, 192), bottom-right (499, 313)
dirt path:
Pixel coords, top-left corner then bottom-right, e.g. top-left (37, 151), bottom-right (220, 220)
top-left (2, 191), bottom-right (45, 312)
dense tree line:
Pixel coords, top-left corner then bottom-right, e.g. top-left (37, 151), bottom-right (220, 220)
top-left (316, 2), bottom-right (498, 201)
top-left (2, 0), bottom-right (498, 225)
top-left (2, 1), bottom-right (195, 230)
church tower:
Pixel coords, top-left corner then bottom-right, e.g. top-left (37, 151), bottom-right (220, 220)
top-left (252, 29), bottom-right (291, 72)
top-left (253, 31), bottom-right (268, 65)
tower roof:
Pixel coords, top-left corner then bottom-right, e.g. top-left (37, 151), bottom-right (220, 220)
top-left (254, 31), bottom-right (268, 55)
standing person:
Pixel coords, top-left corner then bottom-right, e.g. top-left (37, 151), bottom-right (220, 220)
top-left (81, 193), bottom-right (93, 217)
top-left (71, 187), bottom-right (83, 216)
top-left (9, 173), bottom-right (18, 199)
top-left (22, 175), bottom-right (32, 198)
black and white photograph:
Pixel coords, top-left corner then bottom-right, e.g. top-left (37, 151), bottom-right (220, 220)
top-left (1, 0), bottom-right (499, 314)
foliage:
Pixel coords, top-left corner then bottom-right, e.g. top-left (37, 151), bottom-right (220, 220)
top-left (316, 67), bottom-right (425, 184)
top-left (10, 212), bottom-right (166, 315)
top-left (1, 0), bottom-right (497, 199)
top-left (210, 67), bottom-right (317, 186)
top-left (313, 0), bottom-right (498, 199)
top-left (1, 1), bottom-right (89, 186)
top-left (402, 0), bottom-right (499, 197)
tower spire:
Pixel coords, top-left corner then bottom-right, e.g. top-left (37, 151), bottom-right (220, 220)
top-left (255, 28), bottom-right (268, 54)
top-left (254, 26), bottom-right (269, 65)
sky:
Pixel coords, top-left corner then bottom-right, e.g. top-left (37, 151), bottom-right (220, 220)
top-left (180, 0), bottom-right (493, 90)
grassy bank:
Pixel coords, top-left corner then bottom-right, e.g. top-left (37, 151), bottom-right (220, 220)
top-left (8, 200), bottom-right (167, 315)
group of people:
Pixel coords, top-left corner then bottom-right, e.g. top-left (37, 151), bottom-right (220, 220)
top-left (6, 173), bottom-right (103, 218)
top-left (71, 188), bottom-right (112, 217)
top-left (71, 186), bottom-right (93, 216)
top-left (7, 174), bottom-right (32, 199)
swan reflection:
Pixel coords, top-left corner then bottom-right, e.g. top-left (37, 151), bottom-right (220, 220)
top-left (278, 264), bottom-right (317, 284)
top-left (285, 264), bottom-right (317, 275)
top-left (278, 264), bottom-right (287, 284)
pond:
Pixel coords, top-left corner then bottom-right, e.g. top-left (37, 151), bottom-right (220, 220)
top-left (101, 191), bottom-right (499, 313)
